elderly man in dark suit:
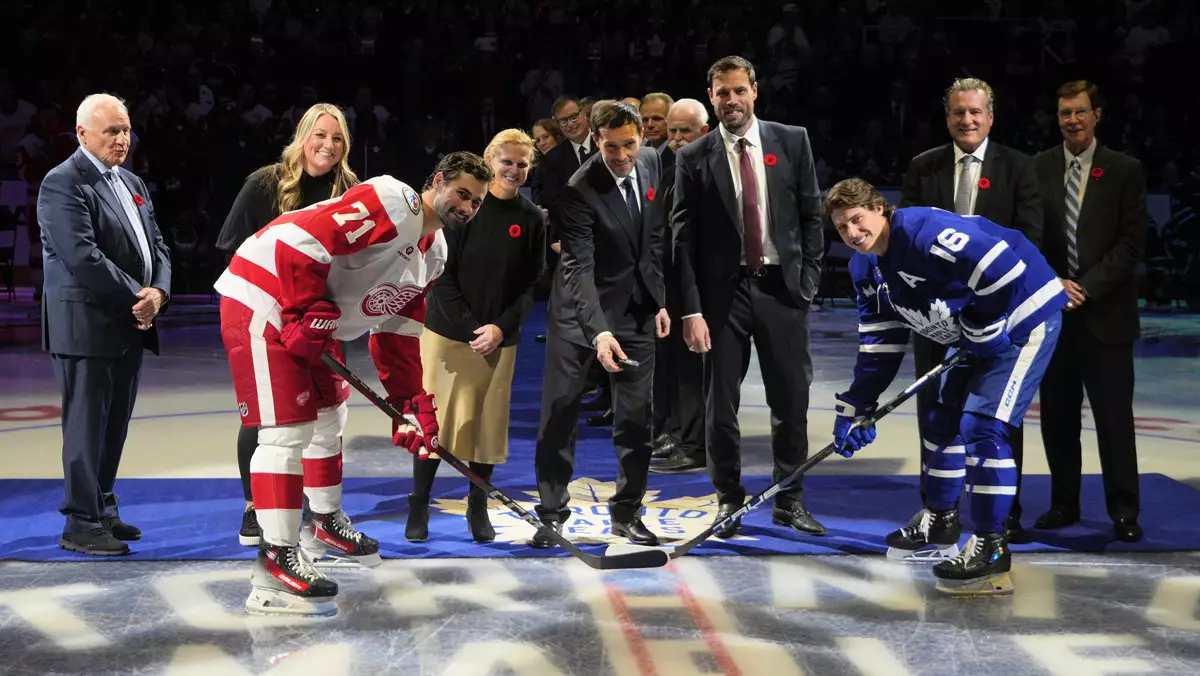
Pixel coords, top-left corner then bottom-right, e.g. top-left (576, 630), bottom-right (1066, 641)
top-left (37, 93), bottom-right (171, 556)
top-left (674, 56), bottom-right (825, 539)
top-left (899, 77), bottom-right (1043, 543)
top-left (1033, 80), bottom-right (1145, 543)
top-left (532, 100), bottom-right (671, 548)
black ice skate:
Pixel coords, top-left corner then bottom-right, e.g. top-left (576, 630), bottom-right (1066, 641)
top-left (885, 508), bottom-right (962, 561)
top-left (933, 532), bottom-right (1013, 596)
top-left (301, 508), bottom-right (382, 568)
top-left (246, 544), bottom-right (339, 617)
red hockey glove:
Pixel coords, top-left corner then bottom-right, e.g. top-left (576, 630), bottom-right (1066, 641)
top-left (280, 301), bottom-right (340, 363)
top-left (390, 391), bottom-right (441, 459)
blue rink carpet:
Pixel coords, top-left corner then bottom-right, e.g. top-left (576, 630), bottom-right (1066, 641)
top-left (2, 472), bottom-right (1197, 562)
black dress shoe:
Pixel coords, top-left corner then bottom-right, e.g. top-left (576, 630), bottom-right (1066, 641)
top-left (102, 517), bottom-right (142, 541)
top-left (586, 407), bottom-right (613, 427)
top-left (529, 520), bottom-right (563, 549)
top-left (611, 517), bottom-right (659, 546)
top-left (535, 334), bottom-right (547, 343)
top-left (1005, 515), bottom-right (1031, 544)
top-left (1034, 507), bottom-right (1081, 530)
top-left (59, 528), bottom-right (130, 556)
top-left (651, 433), bottom-right (679, 459)
top-left (712, 504), bottom-right (741, 539)
top-left (773, 502), bottom-right (827, 536)
top-left (1114, 517), bottom-right (1143, 543)
top-left (650, 448), bottom-right (706, 473)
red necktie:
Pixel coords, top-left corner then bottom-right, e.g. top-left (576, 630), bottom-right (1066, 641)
top-left (738, 137), bottom-right (764, 271)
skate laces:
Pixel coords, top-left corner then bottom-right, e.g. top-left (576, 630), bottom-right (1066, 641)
top-left (326, 510), bottom-right (363, 544)
top-left (282, 546), bottom-right (323, 582)
top-left (901, 510), bottom-right (933, 540)
top-left (949, 535), bottom-right (982, 566)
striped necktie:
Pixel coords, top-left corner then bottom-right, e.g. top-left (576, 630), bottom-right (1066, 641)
top-left (954, 155), bottom-right (976, 215)
top-left (1065, 158), bottom-right (1082, 277)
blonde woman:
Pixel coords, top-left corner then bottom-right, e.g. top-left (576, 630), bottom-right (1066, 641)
top-left (406, 129), bottom-right (547, 543)
top-left (215, 103), bottom-right (359, 547)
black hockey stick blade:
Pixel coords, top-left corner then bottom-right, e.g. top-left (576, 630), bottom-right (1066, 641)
top-left (322, 353), bottom-right (668, 570)
top-left (668, 352), bottom-right (965, 559)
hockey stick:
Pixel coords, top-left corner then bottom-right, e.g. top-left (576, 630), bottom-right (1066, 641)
top-left (666, 351), bottom-right (966, 560)
top-left (322, 353), bottom-right (669, 570)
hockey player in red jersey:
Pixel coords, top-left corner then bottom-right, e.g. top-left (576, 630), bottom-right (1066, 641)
top-left (215, 152), bottom-right (493, 616)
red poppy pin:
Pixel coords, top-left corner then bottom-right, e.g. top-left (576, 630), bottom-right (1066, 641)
top-left (508, 224), bottom-right (521, 238)
top-left (133, 194), bottom-right (145, 206)
top-left (646, 187), bottom-right (656, 201)
top-left (1091, 167), bottom-right (1104, 179)
top-left (764, 153), bottom-right (778, 167)
top-left (977, 177), bottom-right (991, 190)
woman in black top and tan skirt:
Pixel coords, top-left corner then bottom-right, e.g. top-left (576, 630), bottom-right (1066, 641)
top-left (215, 103), bottom-right (359, 546)
top-left (406, 129), bottom-right (547, 543)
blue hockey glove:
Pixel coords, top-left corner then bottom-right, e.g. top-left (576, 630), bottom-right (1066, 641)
top-left (833, 396), bottom-right (877, 458)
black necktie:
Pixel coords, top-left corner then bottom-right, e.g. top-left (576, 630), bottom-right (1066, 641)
top-left (622, 177), bottom-right (640, 221)
top-left (578, 144), bottom-right (587, 165)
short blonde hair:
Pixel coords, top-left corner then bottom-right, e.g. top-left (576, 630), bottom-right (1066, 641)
top-left (483, 128), bottom-right (538, 166)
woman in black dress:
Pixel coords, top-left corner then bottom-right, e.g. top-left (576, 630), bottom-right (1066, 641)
top-left (215, 103), bottom-right (359, 546)
top-left (406, 129), bottom-right (547, 543)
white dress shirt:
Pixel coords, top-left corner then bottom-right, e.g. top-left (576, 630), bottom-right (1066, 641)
top-left (718, 117), bottom-right (780, 265)
top-left (952, 136), bottom-right (989, 216)
top-left (570, 136), bottom-right (593, 165)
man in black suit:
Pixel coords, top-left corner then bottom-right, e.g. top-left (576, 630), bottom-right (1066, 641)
top-left (532, 101), bottom-right (671, 548)
top-left (1033, 80), bottom-right (1145, 543)
top-left (899, 77), bottom-right (1042, 542)
top-left (37, 93), bottom-right (172, 556)
top-left (674, 56), bottom-right (825, 538)
top-left (652, 98), bottom-right (712, 473)
top-left (533, 95), bottom-right (597, 216)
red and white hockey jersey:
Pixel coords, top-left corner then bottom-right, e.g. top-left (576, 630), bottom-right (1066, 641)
top-left (214, 175), bottom-right (446, 401)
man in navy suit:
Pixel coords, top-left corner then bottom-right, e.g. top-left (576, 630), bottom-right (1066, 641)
top-left (37, 93), bottom-right (171, 556)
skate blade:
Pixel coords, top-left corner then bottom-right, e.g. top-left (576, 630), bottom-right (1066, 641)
top-left (935, 572), bottom-right (1014, 596)
top-left (302, 547), bottom-right (382, 570)
top-left (245, 587), bottom-right (339, 618)
top-left (886, 544), bottom-right (960, 562)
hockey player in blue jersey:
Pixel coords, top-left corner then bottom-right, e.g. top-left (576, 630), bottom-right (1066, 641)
top-left (824, 178), bottom-right (1068, 595)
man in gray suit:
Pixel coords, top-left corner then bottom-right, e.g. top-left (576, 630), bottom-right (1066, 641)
top-left (37, 93), bottom-right (171, 556)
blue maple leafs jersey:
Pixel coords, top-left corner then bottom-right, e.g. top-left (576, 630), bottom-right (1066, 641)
top-left (842, 206), bottom-right (1068, 408)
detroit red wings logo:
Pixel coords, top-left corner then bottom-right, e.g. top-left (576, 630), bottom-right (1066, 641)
top-left (361, 282), bottom-right (423, 317)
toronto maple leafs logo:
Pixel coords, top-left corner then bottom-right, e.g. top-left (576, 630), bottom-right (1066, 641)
top-left (890, 298), bottom-right (961, 345)
top-left (432, 477), bottom-right (757, 545)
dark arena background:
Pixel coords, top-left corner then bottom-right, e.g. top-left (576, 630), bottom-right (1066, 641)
top-left (2, 1), bottom-right (1200, 674)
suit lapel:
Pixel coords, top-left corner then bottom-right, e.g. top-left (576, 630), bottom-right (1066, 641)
top-left (976, 144), bottom-right (1000, 216)
top-left (116, 171), bottom-right (151, 244)
top-left (1077, 144), bottom-right (1106, 227)
top-left (636, 152), bottom-right (657, 255)
top-left (592, 161), bottom-right (638, 249)
top-left (936, 144), bottom-right (956, 210)
top-left (1046, 145), bottom-right (1067, 223)
top-left (758, 122), bottom-right (788, 237)
top-left (75, 151), bottom-right (139, 241)
top-left (706, 133), bottom-right (740, 231)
